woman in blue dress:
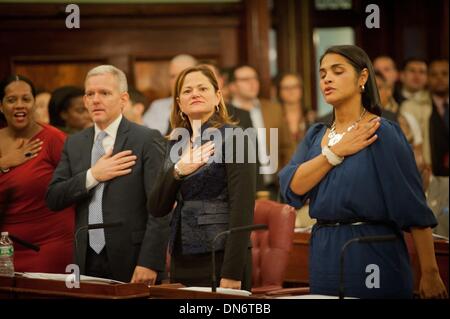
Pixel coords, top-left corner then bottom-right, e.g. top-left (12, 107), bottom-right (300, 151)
top-left (279, 45), bottom-right (447, 299)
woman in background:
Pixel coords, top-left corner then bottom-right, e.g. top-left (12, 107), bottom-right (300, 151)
top-left (277, 73), bottom-right (316, 144)
top-left (49, 86), bottom-right (91, 134)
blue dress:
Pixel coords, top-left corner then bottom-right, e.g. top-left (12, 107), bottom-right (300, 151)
top-left (279, 119), bottom-right (437, 298)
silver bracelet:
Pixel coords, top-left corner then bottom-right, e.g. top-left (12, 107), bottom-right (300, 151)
top-left (322, 146), bottom-right (344, 166)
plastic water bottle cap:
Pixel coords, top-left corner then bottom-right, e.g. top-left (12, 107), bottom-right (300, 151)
top-left (1, 232), bottom-right (8, 236)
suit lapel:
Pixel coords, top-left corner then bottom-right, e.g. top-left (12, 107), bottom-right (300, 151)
top-left (82, 127), bottom-right (95, 169)
top-left (112, 116), bottom-right (130, 155)
top-left (102, 117), bottom-right (130, 194)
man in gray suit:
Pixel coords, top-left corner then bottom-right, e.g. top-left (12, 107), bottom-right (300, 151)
top-left (47, 65), bottom-right (170, 284)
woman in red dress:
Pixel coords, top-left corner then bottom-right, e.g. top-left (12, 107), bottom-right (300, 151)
top-left (0, 75), bottom-right (74, 273)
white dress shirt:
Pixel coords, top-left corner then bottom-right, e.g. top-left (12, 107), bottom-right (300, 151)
top-left (85, 114), bottom-right (123, 190)
top-left (232, 98), bottom-right (273, 184)
top-left (142, 97), bottom-right (173, 135)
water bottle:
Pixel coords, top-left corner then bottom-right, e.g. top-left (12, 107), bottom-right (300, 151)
top-left (0, 232), bottom-right (14, 277)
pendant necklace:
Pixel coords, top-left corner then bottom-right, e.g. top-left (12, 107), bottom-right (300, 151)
top-left (328, 108), bottom-right (367, 147)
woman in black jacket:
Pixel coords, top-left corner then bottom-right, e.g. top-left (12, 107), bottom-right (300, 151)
top-left (148, 65), bottom-right (256, 291)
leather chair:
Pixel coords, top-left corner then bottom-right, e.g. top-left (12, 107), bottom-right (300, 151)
top-left (251, 199), bottom-right (296, 294)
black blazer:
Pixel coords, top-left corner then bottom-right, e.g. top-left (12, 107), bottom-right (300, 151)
top-left (148, 123), bottom-right (256, 281)
top-left (226, 105), bottom-right (265, 191)
top-left (46, 117), bottom-right (170, 282)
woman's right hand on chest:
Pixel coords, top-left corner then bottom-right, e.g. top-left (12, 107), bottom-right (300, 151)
top-left (331, 117), bottom-right (381, 157)
top-left (174, 141), bottom-right (215, 177)
top-left (0, 138), bottom-right (43, 169)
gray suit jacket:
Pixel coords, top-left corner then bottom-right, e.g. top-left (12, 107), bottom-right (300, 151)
top-left (46, 116), bottom-right (170, 282)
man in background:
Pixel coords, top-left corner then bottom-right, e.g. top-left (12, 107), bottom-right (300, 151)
top-left (228, 65), bottom-right (295, 199)
top-left (142, 54), bottom-right (197, 135)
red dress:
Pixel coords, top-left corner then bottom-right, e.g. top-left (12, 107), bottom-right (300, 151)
top-left (0, 124), bottom-right (75, 273)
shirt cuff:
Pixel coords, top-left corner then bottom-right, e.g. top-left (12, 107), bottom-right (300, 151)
top-left (86, 169), bottom-right (99, 190)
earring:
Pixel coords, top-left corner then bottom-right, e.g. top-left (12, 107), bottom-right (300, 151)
top-left (215, 105), bottom-right (220, 113)
top-left (179, 111), bottom-right (185, 121)
top-left (360, 84), bottom-right (365, 93)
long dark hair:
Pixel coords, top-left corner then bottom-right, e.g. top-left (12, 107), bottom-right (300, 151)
top-left (320, 45), bottom-right (382, 117)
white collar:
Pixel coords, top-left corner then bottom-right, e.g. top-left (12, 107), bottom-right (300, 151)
top-left (94, 114), bottom-right (123, 140)
top-left (402, 89), bottom-right (426, 101)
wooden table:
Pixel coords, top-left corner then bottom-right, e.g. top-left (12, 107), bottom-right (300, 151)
top-left (283, 231), bottom-right (310, 286)
top-left (0, 275), bottom-right (149, 299)
top-left (0, 277), bottom-right (260, 299)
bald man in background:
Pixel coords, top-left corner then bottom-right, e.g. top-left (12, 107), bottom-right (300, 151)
top-left (142, 54), bottom-right (197, 135)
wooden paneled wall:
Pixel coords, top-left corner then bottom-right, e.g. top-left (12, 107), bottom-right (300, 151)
top-left (0, 2), bottom-right (253, 102)
top-left (0, 1), bottom-right (446, 105)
